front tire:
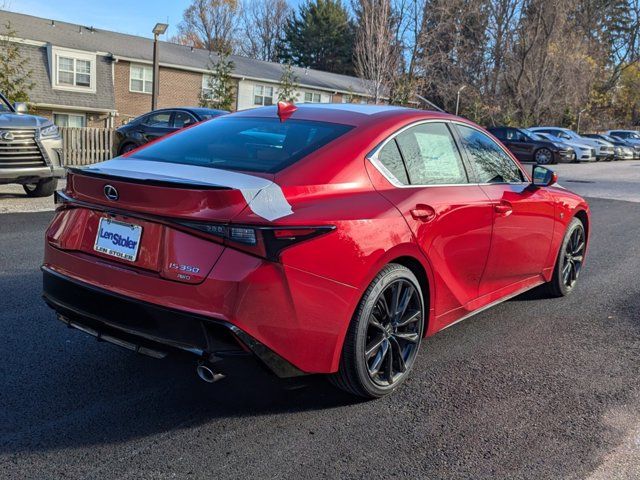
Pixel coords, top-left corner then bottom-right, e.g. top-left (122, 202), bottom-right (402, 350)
top-left (534, 148), bottom-right (553, 165)
top-left (330, 264), bottom-right (425, 398)
top-left (23, 178), bottom-right (58, 197)
top-left (544, 217), bottom-right (586, 297)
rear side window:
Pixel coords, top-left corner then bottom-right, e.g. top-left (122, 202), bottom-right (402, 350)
top-left (377, 140), bottom-right (409, 184)
top-left (456, 125), bottom-right (524, 183)
top-left (489, 127), bottom-right (506, 140)
top-left (143, 112), bottom-right (172, 127)
top-left (129, 117), bottom-right (353, 173)
top-left (395, 123), bottom-right (468, 185)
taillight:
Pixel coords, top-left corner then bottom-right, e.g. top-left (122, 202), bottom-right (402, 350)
top-left (175, 221), bottom-right (334, 261)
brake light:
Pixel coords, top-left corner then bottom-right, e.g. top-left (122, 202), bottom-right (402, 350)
top-left (175, 221), bottom-right (334, 261)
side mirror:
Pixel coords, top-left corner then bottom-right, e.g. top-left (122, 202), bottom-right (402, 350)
top-left (532, 165), bottom-right (557, 187)
top-left (13, 102), bottom-right (28, 114)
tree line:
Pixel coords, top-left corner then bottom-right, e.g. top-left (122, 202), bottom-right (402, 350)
top-left (174, 0), bottom-right (640, 130)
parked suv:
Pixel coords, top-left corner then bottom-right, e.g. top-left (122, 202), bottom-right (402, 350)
top-left (114, 107), bottom-right (227, 155)
top-left (0, 93), bottom-right (63, 197)
top-left (487, 126), bottom-right (573, 164)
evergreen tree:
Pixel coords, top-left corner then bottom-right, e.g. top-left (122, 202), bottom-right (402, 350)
top-left (0, 21), bottom-right (34, 103)
top-left (277, 63), bottom-right (299, 102)
top-left (277, 0), bottom-right (355, 75)
top-left (200, 50), bottom-right (235, 110)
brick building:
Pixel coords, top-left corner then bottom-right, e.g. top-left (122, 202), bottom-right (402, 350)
top-left (0, 10), bottom-right (373, 128)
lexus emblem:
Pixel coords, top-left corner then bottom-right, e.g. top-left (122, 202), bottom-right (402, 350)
top-left (0, 131), bottom-right (14, 142)
top-left (103, 184), bottom-right (119, 201)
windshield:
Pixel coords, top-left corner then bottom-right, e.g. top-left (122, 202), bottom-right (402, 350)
top-left (526, 130), bottom-right (549, 142)
top-left (128, 117), bottom-right (354, 173)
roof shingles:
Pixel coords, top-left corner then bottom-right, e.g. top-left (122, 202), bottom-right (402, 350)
top-left (1, 9), bottom-right (370, 97)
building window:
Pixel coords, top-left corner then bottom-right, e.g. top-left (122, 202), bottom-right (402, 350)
top-left (52, 47), bottom-right (96, 92)
top-left (53, 113), bottom-right (86, 128)
top-left (130, 64), bottom-right (153, 94)
top-left (253, 84), bottom-right (274, 106)
top-left (202, 74), bottom-right (216, 100)
top-left (304, 92), bottom-right (322, 103)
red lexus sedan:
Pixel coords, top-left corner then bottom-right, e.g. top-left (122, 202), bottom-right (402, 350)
top-left (42, 104), bottom-right (590, 398)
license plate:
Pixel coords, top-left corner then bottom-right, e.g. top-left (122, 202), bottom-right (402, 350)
top-left (94, 218), bottom-right (142, 262)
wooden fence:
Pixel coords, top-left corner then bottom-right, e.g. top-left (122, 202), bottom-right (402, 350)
top-left (60, 127), bottom-right (115, 166)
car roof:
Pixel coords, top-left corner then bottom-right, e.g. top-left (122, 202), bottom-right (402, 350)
top-left (230, 103), bottom-right (461, 127)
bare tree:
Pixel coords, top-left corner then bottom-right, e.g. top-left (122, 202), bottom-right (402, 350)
top-left (353, 0), bottom-right (397, 103)
top-left (173, 0), bottom-right (240, 53)
top-left (239, 0), bottom-right (290, 61)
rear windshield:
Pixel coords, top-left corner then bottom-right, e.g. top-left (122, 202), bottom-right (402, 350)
top-left (128, 117), bottom-right (353, 173)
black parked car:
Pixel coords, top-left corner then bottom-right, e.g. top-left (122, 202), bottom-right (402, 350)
top-left (487, 126), bottom-right (574, 164)
top-left (115, 107), bottom-right (227, 155)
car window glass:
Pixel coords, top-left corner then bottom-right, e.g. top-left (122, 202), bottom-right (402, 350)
top-left (395, 123), bottom-right (468, 185)
top-left (130, 117), bottom-right (353, 173)
top-left (377, 140), bottom-right (409, 184)
top-left (457, 125), bottom-right (524, 184)
top-left (173, 111), bottom-right (197, 128)
top-left (143, 112), bottom-right (172, 127)
top-left (490, 128), bottom-right (506, 140)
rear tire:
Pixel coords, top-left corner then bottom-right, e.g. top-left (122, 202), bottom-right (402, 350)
top-left (330, 263), bottom-right (425, 398)
top-left (23, 178), bottom-right (57, 197)
top-left (544, 217), bottom-right (586, 297)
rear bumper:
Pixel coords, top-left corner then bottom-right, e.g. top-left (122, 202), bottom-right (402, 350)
top-left (42, 267), bottom-right (305, 377)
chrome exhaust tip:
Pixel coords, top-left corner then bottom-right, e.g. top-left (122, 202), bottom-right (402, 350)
top-left (196, 363), bottom-right (226, 383)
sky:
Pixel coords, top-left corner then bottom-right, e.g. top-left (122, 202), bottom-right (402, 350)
top-left (3, 0), bottom-right (303, 40)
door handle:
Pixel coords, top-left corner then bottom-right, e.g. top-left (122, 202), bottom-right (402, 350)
top-left (410, 204), bottom-right (436, 222)
top-left (494, 201), bottom-right (513, 216)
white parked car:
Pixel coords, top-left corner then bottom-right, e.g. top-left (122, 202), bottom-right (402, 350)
top-left (527, 131), bottom-right (596, 162)
top-left (530, 127), bottom-right (614, 161)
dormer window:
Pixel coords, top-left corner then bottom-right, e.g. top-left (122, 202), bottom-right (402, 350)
top-left (51, 46), bottom-right (96, 93)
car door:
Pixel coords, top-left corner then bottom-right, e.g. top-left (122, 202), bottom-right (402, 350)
top-left (140, 110), bottom-right (175, 143)
top-left (454, 124), bottom-right (556, 298)
top-left (370, 121), bottom-right (494, 326)
top-left (507, 129), bottom-right (536, 162)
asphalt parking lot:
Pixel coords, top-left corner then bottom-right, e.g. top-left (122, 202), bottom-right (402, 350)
top-left (1, 161), bottom-right (639, 479)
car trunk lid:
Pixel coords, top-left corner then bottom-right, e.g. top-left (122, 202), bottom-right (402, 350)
top-left (51, 159), bottom-right (294, 283)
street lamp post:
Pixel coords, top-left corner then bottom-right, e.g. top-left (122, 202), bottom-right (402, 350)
top-left (455, 85), bottom-right (466, 116)
top-left (151, 23), bottom-right (169, 111)
top-left (576, 108), bottom-right (587, 134)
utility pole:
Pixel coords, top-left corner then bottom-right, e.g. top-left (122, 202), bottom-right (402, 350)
top-left (455, 85), bottom-right (466, 116)
top-left (151, 23), bottom-right (168, 111)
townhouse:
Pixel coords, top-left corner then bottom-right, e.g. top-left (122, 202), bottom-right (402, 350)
top-left (0, 10), bottom-right (372, 128)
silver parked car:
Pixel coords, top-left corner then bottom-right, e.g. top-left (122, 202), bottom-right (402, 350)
top-left (529, 127), bottom-right (614, 161)
top-left (0, 92), bottom-right (64, 197)
top-left (528, 131), bottom-right (596, 162)
top-left (605, 130), bottom-right (640, 151)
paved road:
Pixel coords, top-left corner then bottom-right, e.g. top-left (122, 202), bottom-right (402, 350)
top-left (1, 167), bottom-right (640, 478)
top-left (551, 160), bottom-right (640, 203)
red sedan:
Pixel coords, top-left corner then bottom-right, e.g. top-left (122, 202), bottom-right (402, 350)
top-left (42, 104), bottom-right (590, 398)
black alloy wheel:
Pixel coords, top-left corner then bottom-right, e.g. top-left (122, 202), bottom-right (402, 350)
top-left (365, 279), bottom-right (422, 387)
top-left (544, 217), bottom-right (586, 297)
top-left (331, 263), bottom-right (425, 398)
top-left (561, 223), bottom-right (586, 290)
